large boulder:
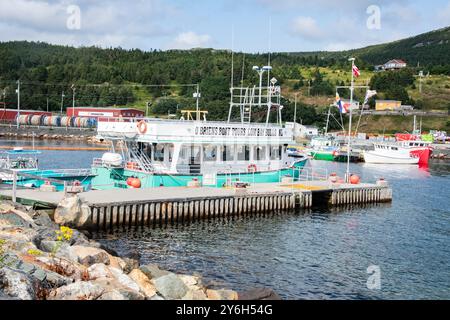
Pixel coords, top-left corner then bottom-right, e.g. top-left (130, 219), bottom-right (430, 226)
top-left (94, 278), bottom-right (145, 300)
top-left (0, 204), bottom-right (35, 229)
top-left (47, 281), bottom-right (105, 300)
top-left (0, 267), bottom-right (36, 300)
top-left (87, 263), bottom-right (114, 280)
top-left (128, 269), bottom-right (157, 298)
top-left (69, 245), bottom-right (110, 267)
top-left (152, 273), bottom-right (188, 300)
top-left (108, 267), bottom-right (140, 292)
top-left (54, 195), bottom-right (91, 229)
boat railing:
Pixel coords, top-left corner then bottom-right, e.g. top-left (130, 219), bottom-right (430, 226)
top-left (36, 168), bottom-right (94, 177)
top-left (176, 164), bottom-right (202, 175)
top-left (97, 116), bottom-right (284, 128)
top-left (0, 168), bottom-right (70, 202)
top-left (295, 167), bottom-right (329, 182)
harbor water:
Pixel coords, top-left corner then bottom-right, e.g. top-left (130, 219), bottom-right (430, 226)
top-left (2, 139), bottom-right (449, 299)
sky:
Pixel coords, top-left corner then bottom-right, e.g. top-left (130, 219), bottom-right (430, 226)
top-left (0, 0), bottom-right (449, 52)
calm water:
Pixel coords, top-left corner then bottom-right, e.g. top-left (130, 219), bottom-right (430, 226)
top-left (4, 139), bottom-right (450, 299)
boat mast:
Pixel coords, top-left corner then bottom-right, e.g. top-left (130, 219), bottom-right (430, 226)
top-left (325, 105), bottom-right (331, 135)
top-left (346, 58), bottom-right (355, 183)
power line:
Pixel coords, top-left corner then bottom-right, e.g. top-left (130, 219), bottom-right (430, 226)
top-left (0, 81), bottom-right (198, 88)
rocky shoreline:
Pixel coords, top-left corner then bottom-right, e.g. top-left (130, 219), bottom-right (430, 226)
top-left (0, 125), bottom-right (102, 144)
top-left (0, 201), bottom-right (280, 300)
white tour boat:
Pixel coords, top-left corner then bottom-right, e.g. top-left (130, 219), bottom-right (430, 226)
top-left (91, 69), bottom-right (308, 189)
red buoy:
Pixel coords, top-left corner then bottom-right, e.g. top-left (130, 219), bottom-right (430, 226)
top-left (350, 174), bottom-right (360, 184)
top-left (129, 177), bottom-right (141, 188)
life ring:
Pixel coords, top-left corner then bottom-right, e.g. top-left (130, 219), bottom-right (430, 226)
top-left (247, 164), bottom-right (257, 173)
top-left (137, 120), bottom-right (147, 134)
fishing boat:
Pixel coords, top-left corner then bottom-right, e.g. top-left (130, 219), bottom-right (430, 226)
top-left (363, 143), bottom-right (420, 164)
top-left (91, 72), bottom-right (308, 190)
top-left (305, 137), bottom-right (339, 161)
top-left (0, 148), bottom-right (94, 190)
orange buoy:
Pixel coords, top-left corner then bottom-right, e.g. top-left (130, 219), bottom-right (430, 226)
top-left (350, 174), bottom-right (360, 184)
top-left (130, 177), bottom-right (141, 188)
top-left (137, 120), bottom-right (147, 134)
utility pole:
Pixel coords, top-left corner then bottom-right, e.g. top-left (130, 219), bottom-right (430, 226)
top-left (308, 80), bottom-right (311, 96)
top-left (146, 101), bottom-right (151, 117)
top-left (418, 70), bottom-right (423, 94)
top-left (346, 58), bottom-right (355, 183)
top-left (16, 80), bottom-right (20, 129)
top-left (294, 93), bottom-right (298, 123)
top-left (71, 84), bottom-right (76, 116)
top-left (60, 91), bottom-right (65, 115)
top-left (46, 97), bottom-right (49, 112)
top-left (2, 88), bottom-right (6, 111)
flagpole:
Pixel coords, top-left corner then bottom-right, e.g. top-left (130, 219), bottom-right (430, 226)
top-left (347, 58), bottom-right (355, 183)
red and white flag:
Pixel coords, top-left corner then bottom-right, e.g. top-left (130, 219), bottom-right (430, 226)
top-left (352, 65), bottom-right (360, 77)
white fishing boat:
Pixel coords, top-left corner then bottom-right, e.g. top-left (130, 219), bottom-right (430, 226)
top-left (363, 143), bottom-right (420, 164)
top-left (91, 68), bottom-right (308, 189)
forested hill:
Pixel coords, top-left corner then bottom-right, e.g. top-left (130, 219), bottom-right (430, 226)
top-left (0, 27), bottom-right (449, 126)
top-left (344, 26), bottom-right (450, 70)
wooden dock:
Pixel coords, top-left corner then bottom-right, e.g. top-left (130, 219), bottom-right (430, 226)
top-left (0, 181), bottom-right (392, 230)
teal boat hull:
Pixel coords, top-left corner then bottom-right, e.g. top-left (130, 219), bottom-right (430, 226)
top-left (7, 170), bottom-right (94, 192)
top-left (91, 159), bottom-right (308, 190)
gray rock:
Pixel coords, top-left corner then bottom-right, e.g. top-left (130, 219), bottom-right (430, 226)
top-left (0, 211), bottom-right (34, 228)
top-left (32, 211), bottom-right (57, 229)
top-left (68, 245), bottom-right (110, 267)
top-left (122, 257), bottom-right (139, 274)
top-left (38, 240), bottom-right (65, 253)
top-left (153, 273), bottom-right (188, 300)
top-left (41, 270), bottom-right (72, 287)
top-left (237, 288), bottom-right (282, 300)
top-left (140, 264), bottom-right (170, 280)
top-left (0, 267), bottom-right (36, 300)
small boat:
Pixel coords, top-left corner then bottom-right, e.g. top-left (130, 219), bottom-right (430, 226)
top-left (363, 143), bottom-right (419, 164)
top-left (305, 137), bottom-right (339, 161)
top-left (0, 149), bottom-right (94, 191)
top-left (287, 147), bottom-right (307, 158)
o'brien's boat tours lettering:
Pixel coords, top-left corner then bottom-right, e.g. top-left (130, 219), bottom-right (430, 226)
top-left (195, 125), bottom-right (284, 137)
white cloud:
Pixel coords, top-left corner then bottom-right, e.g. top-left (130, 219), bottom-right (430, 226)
top-left (169, 31), bottom-right (212, 49)
top-left (0, 0), bottom-right (179, 49)
top-left (290, 16), bottom-right (324, 40)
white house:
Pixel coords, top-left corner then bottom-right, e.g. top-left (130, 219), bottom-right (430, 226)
top-left (286, 122), bottom-right (319, 138)
top-left (383, 59), bottom-right (407, 70)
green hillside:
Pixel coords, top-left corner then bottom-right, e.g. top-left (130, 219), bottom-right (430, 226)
top-left (0, 27), bottom-right (449, 132)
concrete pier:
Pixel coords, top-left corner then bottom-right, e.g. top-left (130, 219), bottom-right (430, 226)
top-left (0, 180), bottom-right (392, 230)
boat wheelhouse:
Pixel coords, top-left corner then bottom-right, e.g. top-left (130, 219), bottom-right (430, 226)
top-left (91, 73), bottom-right (308, 189)
top-left (0, 149), bottom-right (40, 181)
